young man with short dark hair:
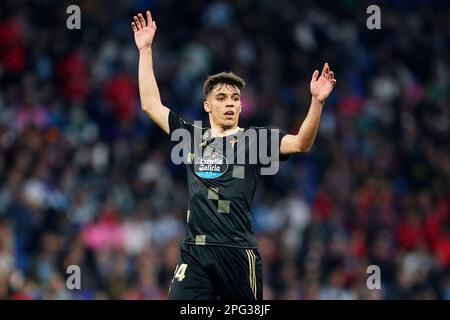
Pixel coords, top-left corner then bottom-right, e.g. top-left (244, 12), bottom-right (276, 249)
top-left (131, 10), bottom-right (336, 300)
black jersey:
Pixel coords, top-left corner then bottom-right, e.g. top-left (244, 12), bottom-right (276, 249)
top-left (168, 111), bottom-right (287, 248)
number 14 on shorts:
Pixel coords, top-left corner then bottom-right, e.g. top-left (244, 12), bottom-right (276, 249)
top-left (173, 263), bottom-right (188, 282)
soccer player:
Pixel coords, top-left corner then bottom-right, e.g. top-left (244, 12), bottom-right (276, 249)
top-left (131, 11), bottom-right (336, 300)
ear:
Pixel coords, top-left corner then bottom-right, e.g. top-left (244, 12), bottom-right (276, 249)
top-left (204, 100), bottom-right (211, 113)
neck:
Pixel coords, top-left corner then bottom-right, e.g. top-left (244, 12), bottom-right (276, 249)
top-left (210, 124), bottom-right (241, 138)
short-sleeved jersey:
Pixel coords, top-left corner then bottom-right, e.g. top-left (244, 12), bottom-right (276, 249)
top-left (168, 111), bottom-right (287, 248)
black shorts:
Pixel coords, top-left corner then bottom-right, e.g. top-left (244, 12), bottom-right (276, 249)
top-left (167, 242), bottom-right (263, 300)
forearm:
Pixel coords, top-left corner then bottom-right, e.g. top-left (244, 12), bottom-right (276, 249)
top-left (138, 47), bottom-right (161, 106)
top-left (295, 97), bottom-right (324, 151)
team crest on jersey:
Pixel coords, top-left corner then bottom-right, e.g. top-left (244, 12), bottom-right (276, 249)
top-left (194, 152), bottom-right (228, 179)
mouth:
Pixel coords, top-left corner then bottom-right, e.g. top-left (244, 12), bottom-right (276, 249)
top-left (224, 111), bottom-right (235, 119)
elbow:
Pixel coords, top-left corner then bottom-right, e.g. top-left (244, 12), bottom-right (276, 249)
top-left (141, 96), bottom-right (160, 110)
top-left (141, 103), bottom-right (151, 114)
top-left (294, 133), bottom-right (314, 153)
top-left (299, 146), bottom-right (311, 153)
top-left (298, 142), bottom-right (312, 153)
top-left (141, 99), bottom-right (160, 113)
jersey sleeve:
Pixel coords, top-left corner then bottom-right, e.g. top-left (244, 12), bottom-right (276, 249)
top-left (168, 110), bottom-right (190, 135)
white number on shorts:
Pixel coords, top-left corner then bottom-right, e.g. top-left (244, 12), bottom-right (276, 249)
top-left (173, 263), bottom-right (188, 282)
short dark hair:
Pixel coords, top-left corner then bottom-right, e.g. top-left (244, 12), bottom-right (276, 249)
top-left (203, 72), bottom-right (246, 98)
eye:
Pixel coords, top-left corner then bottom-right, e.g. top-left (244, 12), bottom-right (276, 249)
top-left (217, 96), bottom-right (224, 101)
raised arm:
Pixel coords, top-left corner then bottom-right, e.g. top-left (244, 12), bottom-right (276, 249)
top-left (132, 11), bottom-right (171, 135)
top-left (280, 63), bottom-right (336, 155)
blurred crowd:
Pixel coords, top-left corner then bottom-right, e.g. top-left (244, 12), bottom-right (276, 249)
top-left (0, 0), bottom-right (449, 300)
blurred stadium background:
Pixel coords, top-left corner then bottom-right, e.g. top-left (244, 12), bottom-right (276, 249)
top-left (0, 0), bottom-right (449, 300)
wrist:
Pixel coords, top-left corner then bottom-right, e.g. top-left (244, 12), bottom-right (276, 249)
top-left (139, 46), bottom-right (152, 53)
top-left (311, 96), bottom-right (325, 106)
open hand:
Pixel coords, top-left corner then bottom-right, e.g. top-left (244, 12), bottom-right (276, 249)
top-left (131, 11), bottom-right (157, 50)
top-left (310, 63), bottom-right (337, 103)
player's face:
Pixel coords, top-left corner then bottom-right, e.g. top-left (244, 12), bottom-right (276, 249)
top-left (204, 84), bottom-right (242, 129)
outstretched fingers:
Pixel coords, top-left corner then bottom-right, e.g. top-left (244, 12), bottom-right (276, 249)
top-left (132, 11), bottom-right (155, 32)
top-left (321, 63), bottom-right (328, 78)
top-left (329, 69), bottom-right (336, 86)
top-left (312, 70), bottom-right (319, 81)
top-left (138, 13), bottom-right (146, 28)
top-left (133, 15), bottom-right (141, 30)
top-left (147, 11), bottom-right (153, 24)
top-left (326, 64), bottom-right (332, 80)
